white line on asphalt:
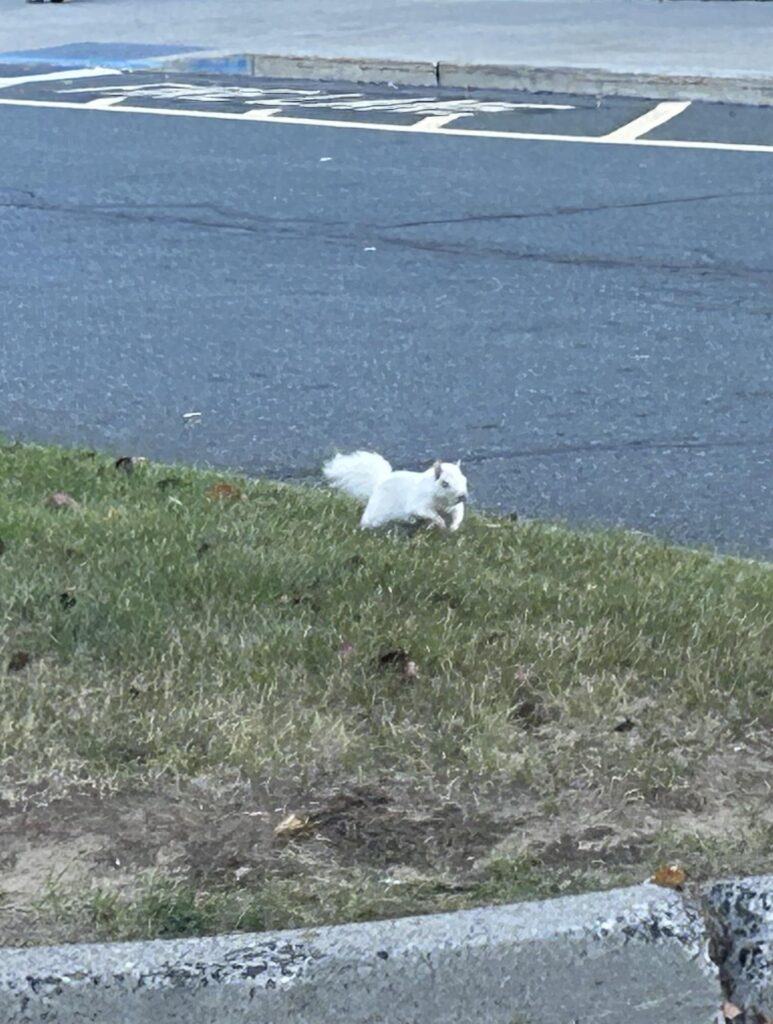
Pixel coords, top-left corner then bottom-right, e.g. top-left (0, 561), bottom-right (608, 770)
top-left (602, 101), bottom-right (692, 142)
top-left (240, 107), bottom-right (281, 119)
top-left (58, 81), bottom-right (576, 115)
top-left (0, 95), bottom-right (771, 156)
top-left (407, 113), bottom-right (469, 130)
top-left (0, 67), bottom-right (123, 91)
top-left (84, 95), bottom-right (126, 109)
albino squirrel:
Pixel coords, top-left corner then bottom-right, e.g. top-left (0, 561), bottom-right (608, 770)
top-left (323, 450), bottom-right (468, 531)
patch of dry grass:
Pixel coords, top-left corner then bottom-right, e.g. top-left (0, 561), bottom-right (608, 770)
top-left (1, 440), bottom-right (771, 945)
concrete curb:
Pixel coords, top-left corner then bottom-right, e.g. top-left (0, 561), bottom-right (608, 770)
top-left (705, 874), bottom-right (773, 1016)
top-left (5, 46), bottom-right (773, 105)
top-left (0, 883), bottom-right (720, 1024)
top-left (438, 61), bottom-right (773, 106)
top-left (158, 51), bottom-right (773, 105)
top-left (164, 51), bottom-right (439, 88)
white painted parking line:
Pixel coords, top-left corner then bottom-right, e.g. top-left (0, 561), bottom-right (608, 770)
top-left (0, 67), bottom-right (122, 91)
top-left (408, 113), bottom-right (470, 130)
top-left (0, 95), bottom-right (771, 156)
top-left (57, 81), bottom-right (575, 116)
top-left (84, 95), bottom-right (126, 109)
top-left (240, 107), bottom-right (281, 120)
top-left (603, 101), bottom-right (692, 142)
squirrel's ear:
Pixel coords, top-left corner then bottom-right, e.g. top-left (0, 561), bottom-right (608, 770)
top-left (455, 460), bottom-right (461, 467)
top-left (433, 459), bottom-right (443, 479)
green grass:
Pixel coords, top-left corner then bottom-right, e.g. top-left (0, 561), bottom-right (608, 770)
top-left (1, 440), bottom-right (772, 945)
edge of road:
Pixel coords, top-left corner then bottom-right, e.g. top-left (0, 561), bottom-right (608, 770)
top-left (2, 876), bottom-right (773, 1022)
top-left (4, 46), bottom-right (773, 105)
top-left (0, 881), bottom-right (725, 1023)
top-left (159, 50), bottom-right (773, 105)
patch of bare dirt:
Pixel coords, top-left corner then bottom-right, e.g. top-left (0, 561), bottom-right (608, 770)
top-left (0, 779), bottom-right (511, 945)
top-left (3, 740), bottom-right (773, 947)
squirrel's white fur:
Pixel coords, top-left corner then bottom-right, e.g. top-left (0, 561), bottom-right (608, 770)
top-left (323, 450), bottom-right (468, 531)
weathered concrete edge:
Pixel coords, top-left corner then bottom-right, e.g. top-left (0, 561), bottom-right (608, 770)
top-left (162, 51), bottom-right (439, 87)
top-left (703, 874), bottom-right (773, 1016)
top-left (160, 50), bottom-right (773, 105)
top-left (0, 883), bottom-right (720, 1024)
top-left (439, 61), bottom-right (773, 106)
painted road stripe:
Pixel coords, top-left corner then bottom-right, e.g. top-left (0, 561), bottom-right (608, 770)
top-left (602, 101), bottom-right (692, 142)
top-left (0, 95), bottom-right (771, 155)
top-left (240, 107), bottom-right (281, 120)
top-left (84, 95), bottom-right (127, 109)
top-left (407, 113), bottom-right (470, 130)
top-left (0, 67), bottom-right (122, 90)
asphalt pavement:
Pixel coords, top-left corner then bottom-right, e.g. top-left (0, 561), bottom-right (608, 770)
top-left (1, 67), bottom-right (771, 556)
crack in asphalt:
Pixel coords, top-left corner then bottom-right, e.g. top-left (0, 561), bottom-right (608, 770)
top-left (4, 193), bottom-right (773, 286)
top-left (381, 189), bottom-right (773, 230)
top-left (0, 195), bottom-right (334, 235)
top-left (460, 433), bottom-right (773, 464)
top-left (371, 233), bottom-right (773, 285)
top-left (248, 433), bottom-right (773, 481)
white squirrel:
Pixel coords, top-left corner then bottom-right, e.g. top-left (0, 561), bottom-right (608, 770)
top-left (323, 450), bottom-right (468, 531)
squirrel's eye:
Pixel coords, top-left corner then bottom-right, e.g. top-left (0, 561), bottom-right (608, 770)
top-left (441, 480), bottom-right (450, 488)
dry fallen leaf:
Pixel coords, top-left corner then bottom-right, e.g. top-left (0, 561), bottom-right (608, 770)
top-left (721, 1001), bottom-right (743, 1021)
top-left (207, 482), bottom-right (242, 501)
top-left (47, 492), bottom-right (78, 509)
top-left (379, 648), bottom-right (409, 668)
top-left (274, 813), bottom-right (314, 838)
top-left (7, 651), bottom-right (31, 672)
top-left (613, 717), bottom-right (636, 733)
top-left (651, 863), bottom-right (687, 889)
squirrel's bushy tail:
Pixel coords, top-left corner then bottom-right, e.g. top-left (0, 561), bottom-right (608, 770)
top-left (323, 450), bottom-right (392, 501)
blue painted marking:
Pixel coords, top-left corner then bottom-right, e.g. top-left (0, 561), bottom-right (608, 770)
top-left (0, 42), bottom-right (205, 69)
top-left (167, 55), bottom-right (252, 76)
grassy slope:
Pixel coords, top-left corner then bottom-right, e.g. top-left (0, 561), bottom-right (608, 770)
top-left (0, 441), bottom-right (771, 945)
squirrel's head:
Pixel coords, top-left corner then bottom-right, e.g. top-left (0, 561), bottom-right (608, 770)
top-left (430, 459), bottom-right (468, 510)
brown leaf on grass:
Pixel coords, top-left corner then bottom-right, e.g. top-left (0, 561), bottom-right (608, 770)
top-left (651, 864), bottom-right (687, 889)
top-left (274, 813), bottom-right (314, 839)
top-left (378, 648), bottom-right (409, 668)
top-left (7, 651), bottom-right (31, 672)
top-left (613, 717), bottom-right (636, 733)
top-left (278, 593), bottom-right (315, 608)
top-left (378, 648), bottom-right (419, 681)
top-left (721, 1002), bottom-right (743, 1021)
top-left (511, 699), bottom-right (550, 728)
top-left (47, 492), bottom-right (78, 509)
top-left (207, 482), bottom-right (242, 501)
